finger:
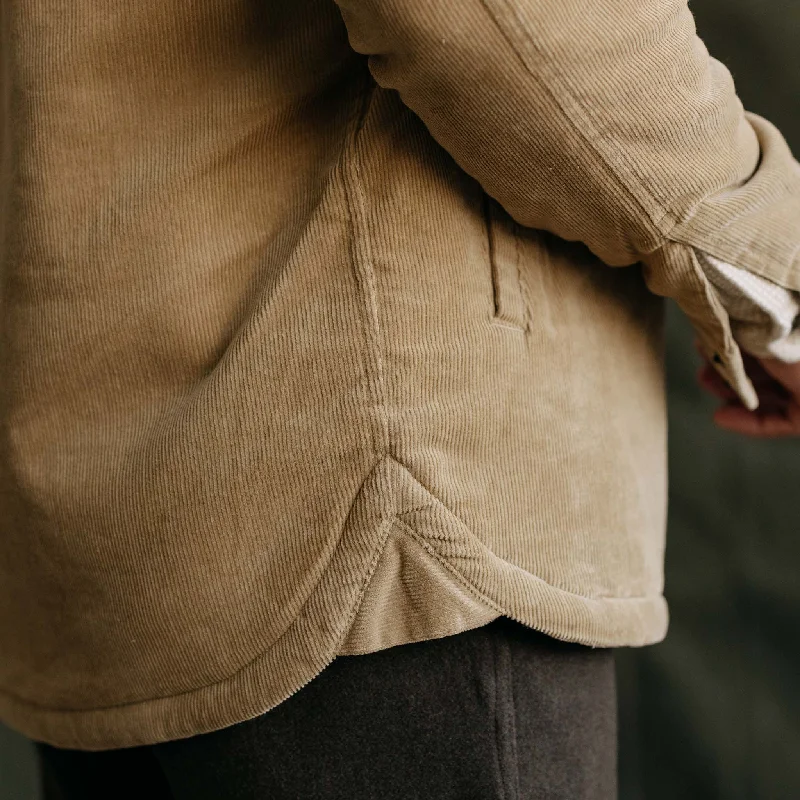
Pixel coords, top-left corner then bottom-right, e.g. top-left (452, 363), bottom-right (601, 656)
top-left (759, 357), bottom-right (800, 396)
top-left (694, 341), bottom-right (797, 402)
top-left (713, 403), bottom-right (800, 438)
top-left (746, 368), bottom-right (794, 396)
top-left (739, 350), bottom-right (775, 382)
top-left (694, 342), bottom-right (786, 391)
top-left (696, 363), bottom-right (790, 408)
top-left (697, 364), bottom-right (738, 400)
top-left (753, 386), bottom-right (794, 408)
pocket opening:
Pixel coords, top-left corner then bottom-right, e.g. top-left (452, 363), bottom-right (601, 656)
top-left (482, 193), bottom-right (529, 331)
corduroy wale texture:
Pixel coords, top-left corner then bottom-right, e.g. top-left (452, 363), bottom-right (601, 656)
top-left (1, 0), bottom-right (799, 750)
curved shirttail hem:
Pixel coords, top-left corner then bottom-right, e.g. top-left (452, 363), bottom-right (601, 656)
top-left (393, 514), bottom-right (667, 648)
top-left (0, 455), bottom-right (668, 751)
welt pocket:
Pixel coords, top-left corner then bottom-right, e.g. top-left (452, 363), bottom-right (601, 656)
top-left (481, 193), bottom-right (528, 331)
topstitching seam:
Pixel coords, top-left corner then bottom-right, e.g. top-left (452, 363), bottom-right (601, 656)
top-left (339, 72), bottom-right (394, 520)
top-left (0, 461), bottom-right (395, 715)
top-left (478, 0), bottom-right (677, 242)
top-left (392, 515), bottom-right (656, 604)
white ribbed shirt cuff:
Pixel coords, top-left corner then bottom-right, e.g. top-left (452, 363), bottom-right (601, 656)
top-left (695, 249), bottom-right (800, 363)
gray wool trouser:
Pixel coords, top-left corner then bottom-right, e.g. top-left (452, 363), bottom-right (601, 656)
top-left (35, 615), bottom-right (617, 800)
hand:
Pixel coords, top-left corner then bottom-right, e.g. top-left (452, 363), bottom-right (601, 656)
top-left (696, 342), bottom-right (800, 438)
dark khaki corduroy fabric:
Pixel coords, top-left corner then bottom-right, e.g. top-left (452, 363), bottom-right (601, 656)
top-left (0, 0), bottom-right (798, 750)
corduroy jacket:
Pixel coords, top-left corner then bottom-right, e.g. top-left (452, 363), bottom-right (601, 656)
top-left (1, 0), bottom-right (800, 750)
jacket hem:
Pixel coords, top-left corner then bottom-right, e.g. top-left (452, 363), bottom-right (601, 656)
top-left (0, 455), bottom-right (668, 751)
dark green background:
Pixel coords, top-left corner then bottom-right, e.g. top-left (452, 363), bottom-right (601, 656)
top-left (617, 2), bottom-right (800, 798)
top-left (2, 2), bottom-right (798, 797)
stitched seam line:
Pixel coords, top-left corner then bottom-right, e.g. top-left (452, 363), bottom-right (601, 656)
top-left (483, 195), bottom-right (527, 331)
top-left (668, 230), bottom-right (800, 290)
top-left (0, 468), bottom-right (396, 715)
top-left (511, 223), bottom-right (529, 332)
top-left (340, 73), bottom-right (394, 519)
top-left (497, 8), bottom-right (799, 281)
top-left (387, 452), bottom-right (655, 601)
top-left (479, 0), bottom-right (692, 242)
top-left (392, 515), bottom-right (657, 604)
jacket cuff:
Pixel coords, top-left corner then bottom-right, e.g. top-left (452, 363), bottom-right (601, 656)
top-left (696, 250), bottom-right (800, 363)
top-left (665, 113), bottom-right (800, 293)
top-left (642, 242), bottom-right (760, 410)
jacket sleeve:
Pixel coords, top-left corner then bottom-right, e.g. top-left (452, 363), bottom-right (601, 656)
top-left (332, 0), bottom-right (800, 409)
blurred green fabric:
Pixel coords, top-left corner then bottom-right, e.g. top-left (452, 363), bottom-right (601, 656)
top-left (1, 1), bottom-right (798, 798)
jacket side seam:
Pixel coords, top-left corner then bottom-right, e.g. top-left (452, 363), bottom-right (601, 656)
top-left (339, 71), bottom-right (394, 518)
